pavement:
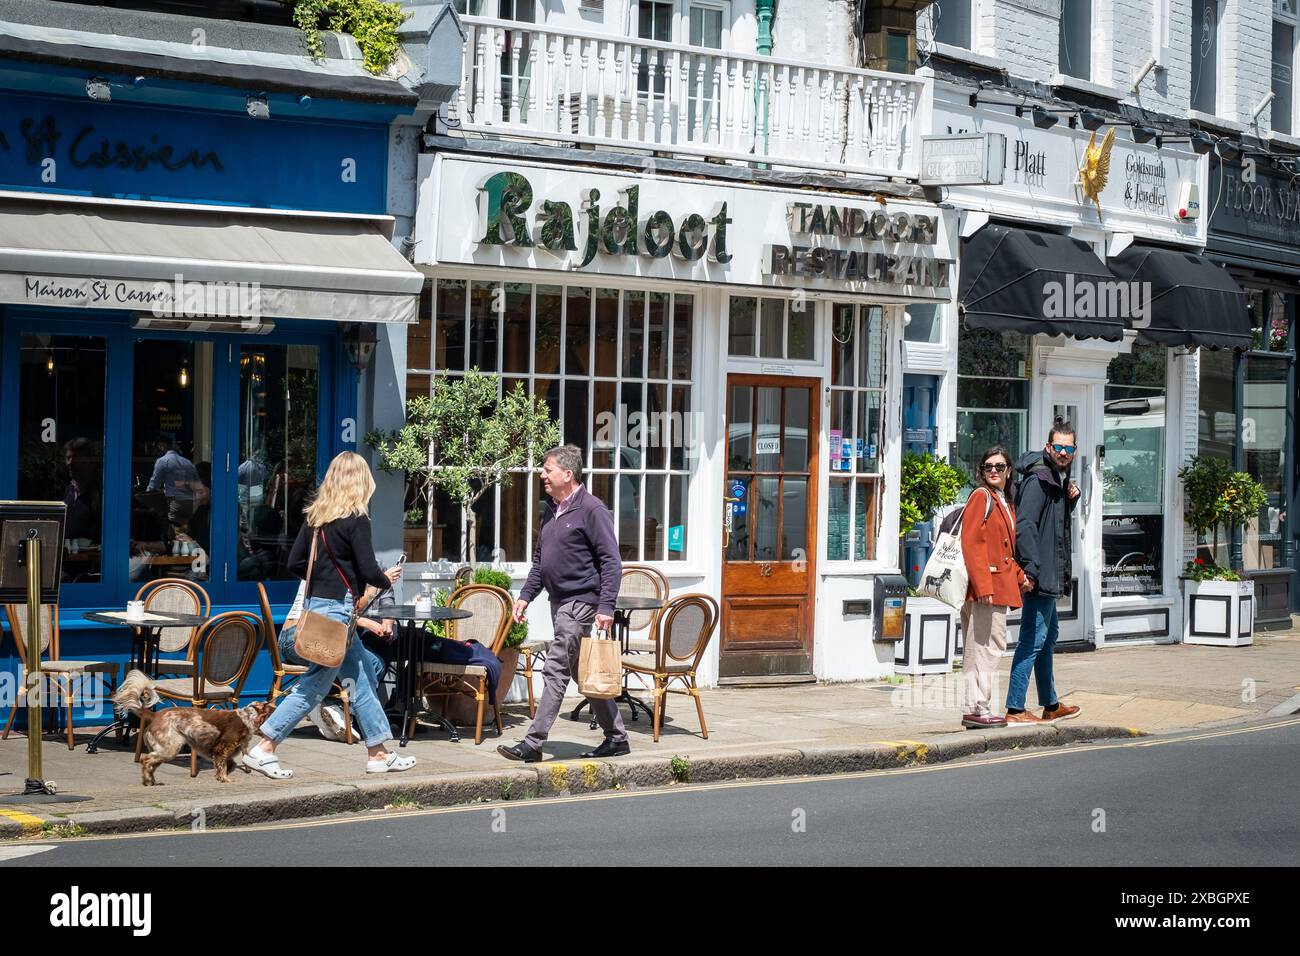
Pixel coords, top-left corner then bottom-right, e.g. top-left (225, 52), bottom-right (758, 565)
top-left (2, 629), bottom-right (1299, 839)
top-left (9, 720), bottom-right (1297, 867)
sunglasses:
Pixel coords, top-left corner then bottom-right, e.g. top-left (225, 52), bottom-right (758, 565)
top-left (1051, 443), bottom-right (1077, 455)
top-left (981, 463), bottom-right (1008, 473)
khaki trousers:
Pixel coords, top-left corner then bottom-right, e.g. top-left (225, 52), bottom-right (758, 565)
top-left (960, 601), bottom-right (1008, 716)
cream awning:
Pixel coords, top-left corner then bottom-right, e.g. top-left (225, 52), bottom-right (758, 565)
top-left (0, 191), bottom-right (422, 324)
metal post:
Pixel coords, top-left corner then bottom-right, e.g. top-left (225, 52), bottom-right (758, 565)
top-left (24, 536), bottom-right (43, 793)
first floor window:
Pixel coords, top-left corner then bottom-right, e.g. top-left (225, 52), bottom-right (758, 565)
top-left (1059, 0), bottom-right (1092, 80)
top-left (1101, 344), bottom-right (1167, 596)
top-left (408, 278), bottom-right (695, 564)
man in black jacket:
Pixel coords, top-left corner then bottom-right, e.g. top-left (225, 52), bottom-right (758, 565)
top-left (1007, 419), bottom-right (1083, 725)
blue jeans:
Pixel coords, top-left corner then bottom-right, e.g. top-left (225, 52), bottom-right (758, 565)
top-left (260, 596), bottom-right (391, 748)
top-left (1006, 593), bottom-right (1060, 711)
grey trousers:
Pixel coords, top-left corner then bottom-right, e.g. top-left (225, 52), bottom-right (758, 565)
top-left (523, 599), bottom-right (628, 750)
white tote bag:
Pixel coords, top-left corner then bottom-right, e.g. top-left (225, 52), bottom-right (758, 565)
top-left (918, 490), bottom-right (991, 610)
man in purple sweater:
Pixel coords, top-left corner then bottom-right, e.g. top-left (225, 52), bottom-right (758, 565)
top-left (498, 444), bottom-right (629, 762)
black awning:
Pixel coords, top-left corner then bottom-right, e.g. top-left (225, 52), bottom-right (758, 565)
top-left (958, 224), bottom-right (1126, 341)
top-left (1108, 245), bottom-right (1252, 350)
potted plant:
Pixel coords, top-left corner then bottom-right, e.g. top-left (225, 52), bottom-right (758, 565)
top-left (1177, 456), bottom-right (1268, 647)
top-left (894, 451), bottom-right (966, 676)
top-left (369, 368), bottom-right (561, 565)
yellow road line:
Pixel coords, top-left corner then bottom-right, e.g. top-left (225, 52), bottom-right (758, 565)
top-left (6, 718), bottom-right (1298, 847)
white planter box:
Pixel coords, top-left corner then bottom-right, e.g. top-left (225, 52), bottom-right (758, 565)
top-left (1182, 578), bottom-right (1254, 647)
top-left (895, 597), bottom-right (957, 675)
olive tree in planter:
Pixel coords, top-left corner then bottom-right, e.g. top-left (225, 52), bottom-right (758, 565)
top-left (368, 368), bottom-right (561, 566)
top-left (894, 452), bottom-right (967, 675)
top-left (1178, 456), bottom-right (1268, 647)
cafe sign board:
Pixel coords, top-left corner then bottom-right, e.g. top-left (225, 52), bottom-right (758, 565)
top-left (419, 154), bottom-right (957, 301)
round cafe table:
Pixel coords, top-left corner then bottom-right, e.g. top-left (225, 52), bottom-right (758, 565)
top-left (384, 604), bottom-right (473, 747)
top-left (81, 608), bottom-right (208, 754)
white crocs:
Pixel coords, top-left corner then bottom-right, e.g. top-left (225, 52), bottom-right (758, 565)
top-left (242, 751), bottom-right (294, 779)
top-left (366, 752), bottom-right (417, 774)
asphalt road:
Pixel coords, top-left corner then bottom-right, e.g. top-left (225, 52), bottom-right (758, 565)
top-left (4, 719), bottom-right (1298, 867)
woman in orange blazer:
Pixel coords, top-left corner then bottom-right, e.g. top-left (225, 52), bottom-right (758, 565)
top-left (958, 446), bottom-right (1029, 729)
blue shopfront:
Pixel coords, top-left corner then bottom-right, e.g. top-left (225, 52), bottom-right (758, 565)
top-left (0, 68), bottom-right (421, 724)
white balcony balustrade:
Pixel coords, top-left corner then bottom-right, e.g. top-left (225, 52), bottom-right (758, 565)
top-left (455, 16), bottom-right (925, 179)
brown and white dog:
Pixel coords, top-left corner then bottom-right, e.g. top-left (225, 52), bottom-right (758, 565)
top-left (112, 670), bottom-right (275, 786)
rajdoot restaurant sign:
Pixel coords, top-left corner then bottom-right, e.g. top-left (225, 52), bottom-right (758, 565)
top-left (423, 155), bottom-right (955, 300)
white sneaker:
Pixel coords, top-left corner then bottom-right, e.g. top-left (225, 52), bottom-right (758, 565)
top-left (316, 703), bottom-right (349, 742)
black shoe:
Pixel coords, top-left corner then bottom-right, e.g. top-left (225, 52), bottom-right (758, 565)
top-left (497, 742), bottom-right (542, 763)
top-left (580, 738), bottom-right (631, 759)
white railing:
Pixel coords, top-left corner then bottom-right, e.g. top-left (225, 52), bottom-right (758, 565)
top-left (455, 16), bottom-right (925, 179)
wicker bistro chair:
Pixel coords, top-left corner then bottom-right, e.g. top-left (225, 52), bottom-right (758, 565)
top-left (255, 583), bottom-right (355, 745)
top-left (143, 611), bottom-right (262, 775)
top-left (621, 594), bottom-right (719, 744)
top-left (620, 565), bottom-right (670, 655)
top-left (136, 578), bottom-right (210, 677)
top-left (2, 604), bottom-right (118, 750)
top-left (414, 584), bottom-right (512, 745)
top-left (518, 637), bottom-right (547, 719)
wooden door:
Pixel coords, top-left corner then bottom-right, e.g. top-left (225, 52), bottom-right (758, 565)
top-left (719, 376), bottom-right (818, 678)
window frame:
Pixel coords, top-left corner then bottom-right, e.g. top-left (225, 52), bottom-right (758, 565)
top-left (410, 275), bottom-right (698, 567)
top-left (0, 308), bottom-right (342, 612)
top-left (1273, 1), bottom-right (1297, 135)
top-left (823, 302), bottom-right (889, 566)
top-left (1190, 0), bottom-right (1222, 116)
top-left (1058, 0), bottom-right (1094, 82)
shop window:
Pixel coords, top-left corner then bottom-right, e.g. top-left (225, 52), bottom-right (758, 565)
top-left (904, 303), bottom-right (942, 344)
top-left (1059, 0), bottom-right (1092, 81)
top-left (955, 326), bottom-right (1030, 483)
top-left (728, 295), bottom-right (816, 362)
top-left (1101, 344), bottom-right (1167, 597)
top-left (826, 304), bottom-right (886, 561)
top-left (1191, 0), bottom-right (1219, 114)
top-left (1248, 288), bottom-right (1293, 352)
top-left (18, 334), bottom-right (108, 585)
top-left (1243, 355), bottom-right (1290, 572)
top-left (412, 279), bottom-right (695, 564)
top-left (235, 345), bottom-right (320, 582)
top-left (128, 341), bottom-right (214, 586)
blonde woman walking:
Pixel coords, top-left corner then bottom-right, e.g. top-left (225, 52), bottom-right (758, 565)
top-left (245, 452), bottom-right (413, 778)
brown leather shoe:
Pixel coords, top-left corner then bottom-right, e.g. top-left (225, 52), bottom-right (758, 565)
top-left (1005, 710), bottom-right (1042, 724)
top-left (1040, 703), bottom-right (1081, 723)
top-left (962, 713), bottom-right (1008, 729)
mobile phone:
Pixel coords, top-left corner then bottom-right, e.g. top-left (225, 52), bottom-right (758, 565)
top-left (396, 553), bottom-right (407, 567)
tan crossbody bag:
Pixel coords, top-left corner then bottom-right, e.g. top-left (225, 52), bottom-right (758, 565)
top-left (293, 528), bottom-right (356, 668)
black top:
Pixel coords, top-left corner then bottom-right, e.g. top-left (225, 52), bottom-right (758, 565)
top-left (288, 515), bottom-right (390, 601)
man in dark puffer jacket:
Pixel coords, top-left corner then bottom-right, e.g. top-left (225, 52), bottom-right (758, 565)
top-left (1008, 418), bottom-right (1083, 725)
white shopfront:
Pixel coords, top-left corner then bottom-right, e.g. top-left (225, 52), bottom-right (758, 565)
top-left (413, 151), bottom-right (957, 683)
top-left (919, 81), bottom-right (1214, 648)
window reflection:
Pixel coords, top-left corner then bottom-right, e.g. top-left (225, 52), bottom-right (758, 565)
top-left (131, 340), bottom-right (212, 584)
top-left (19, 335), bottom-right (107, 584)
top-left (237, 345), bottom-right (320, 581)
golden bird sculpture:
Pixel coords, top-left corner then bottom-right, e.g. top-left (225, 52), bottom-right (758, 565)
top-left (1079, 127), bottom-right (1115, 217)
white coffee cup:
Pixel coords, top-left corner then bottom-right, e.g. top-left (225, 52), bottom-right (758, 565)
top-left (126, 601), bottom-right (146, 621)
